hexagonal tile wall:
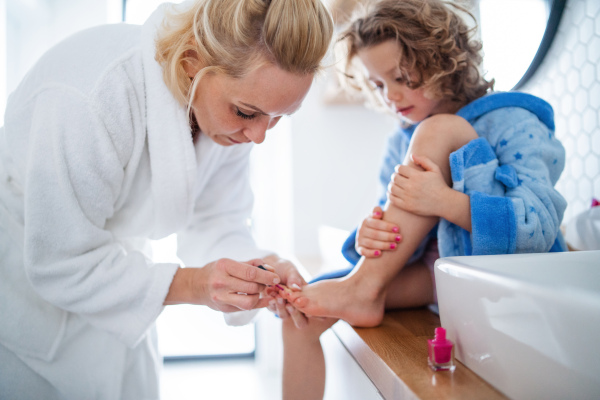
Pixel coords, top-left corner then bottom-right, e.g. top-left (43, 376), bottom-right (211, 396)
top-left (526, 0), bottom-right (600, 223)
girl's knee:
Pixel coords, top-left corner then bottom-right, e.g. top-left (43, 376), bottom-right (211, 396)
top-left (411, 114), bottom-right (478, 155)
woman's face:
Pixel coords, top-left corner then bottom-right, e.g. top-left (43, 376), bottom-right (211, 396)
top-left (187, 63), bottom-right (314, 146)
top-left (357, 40), bottom-right (453, 124)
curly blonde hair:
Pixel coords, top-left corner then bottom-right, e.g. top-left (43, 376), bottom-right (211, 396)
top-left (155, 0), bottom-right (334, 107)
top-left (339, 0), bottom-right (493, 110)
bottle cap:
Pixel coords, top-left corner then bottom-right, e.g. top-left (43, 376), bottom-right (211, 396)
top-left (434, 327), bottom-right (446, 341)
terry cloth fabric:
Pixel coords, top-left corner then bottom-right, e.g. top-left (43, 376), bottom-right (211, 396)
top-left (342, 92), bottom-right (567, 264)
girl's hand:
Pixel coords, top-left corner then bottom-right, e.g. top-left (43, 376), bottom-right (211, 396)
top-left (388, 155), bottom-right (451, 217)
top-left (356, 206), bottom-right (402, 257)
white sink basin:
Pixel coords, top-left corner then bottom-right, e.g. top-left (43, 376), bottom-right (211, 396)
top-left (435, 250), bottom-right (600, 400)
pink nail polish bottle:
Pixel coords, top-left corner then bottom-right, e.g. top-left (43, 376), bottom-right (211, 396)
top-left (428, 327), bottom-right (455, 372)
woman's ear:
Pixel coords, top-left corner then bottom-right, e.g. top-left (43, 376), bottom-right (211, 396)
top-left (183, 50), bottom-right (201, 78)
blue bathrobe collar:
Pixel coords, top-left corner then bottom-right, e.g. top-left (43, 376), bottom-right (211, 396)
top-left (400, 91), bottom-right (555, 138)
top-left (456, 92), bottom-right (555, 130)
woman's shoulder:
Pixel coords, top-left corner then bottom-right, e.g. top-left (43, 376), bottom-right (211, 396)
top-left (27, 24), bottom-right (142, 92)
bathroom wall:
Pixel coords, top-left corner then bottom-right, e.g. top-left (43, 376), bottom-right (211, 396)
top-left (524, 0), bottom-right (600, 223)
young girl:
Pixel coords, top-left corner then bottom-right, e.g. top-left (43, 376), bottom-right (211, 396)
top-left (270, 0), bottom-right (567, 398)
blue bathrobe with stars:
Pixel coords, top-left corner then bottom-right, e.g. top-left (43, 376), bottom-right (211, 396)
top-left (341, 92), bottom-right (567, 267)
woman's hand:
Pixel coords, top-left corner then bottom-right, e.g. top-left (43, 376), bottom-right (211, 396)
top-left (388, 155), bottom-right (452, 217)
top-left (262, 255), bottom-right (306, 290)
top-left (355, 206), bottom-right (402, 257)
top-left (164, 258), bottom-right (281, 312)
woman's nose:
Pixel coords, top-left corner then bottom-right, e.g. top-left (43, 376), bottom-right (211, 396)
top-left (244, 116), bottom-right (280, 144)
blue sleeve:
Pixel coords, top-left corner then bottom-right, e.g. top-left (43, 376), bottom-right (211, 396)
top-left (450, 111), bottom-right (567, 255)
top-left (341, 127), bottom-right (412, 264)
top-left (376, 127), bottom-right (412, 206)
top-left (341, 228), bottom-right (361, 265)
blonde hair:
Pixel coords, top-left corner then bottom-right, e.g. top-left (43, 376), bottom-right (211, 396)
top-left (155, 0), bottom-right (334, 107)
top-left (339, 0), bottom-right (493, 111)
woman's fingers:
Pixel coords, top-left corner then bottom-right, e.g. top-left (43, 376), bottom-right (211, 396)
top-left (286, 304), bottom-right (308, 329)
top-left (222, 259), bottom-right (281, 287)
top-left (271, 297), bottom-right (290, 319)
top-left (199, 259), bottom-right (285, 312)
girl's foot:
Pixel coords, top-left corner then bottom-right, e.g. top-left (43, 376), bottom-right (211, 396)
top-left (282, 277), bottom-right (386, 327)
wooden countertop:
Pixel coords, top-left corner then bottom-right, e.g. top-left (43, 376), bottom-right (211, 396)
top-left (331, 308), bottom-right (507, 400)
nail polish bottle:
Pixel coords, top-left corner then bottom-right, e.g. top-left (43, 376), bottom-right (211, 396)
top-left (428, 327), bottom-right (455, 372)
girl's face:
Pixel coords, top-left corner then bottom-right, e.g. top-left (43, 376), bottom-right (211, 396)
top-left (357, 40), bottom-right (454, 124)
top-left (187, 62), bottom-right (313, 146)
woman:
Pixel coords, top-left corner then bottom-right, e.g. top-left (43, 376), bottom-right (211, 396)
top-left (0, 0), bottom-right (333, 398)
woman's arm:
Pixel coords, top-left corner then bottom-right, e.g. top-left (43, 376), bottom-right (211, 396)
top-left (21, 89), bottom-right (178, 347)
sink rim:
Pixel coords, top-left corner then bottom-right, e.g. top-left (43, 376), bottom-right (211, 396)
top-left (435, 250), bottom-right (600, 305)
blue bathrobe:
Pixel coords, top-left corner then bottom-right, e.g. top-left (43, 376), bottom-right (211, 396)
top-left (341, 92), bottom-right (567, 267)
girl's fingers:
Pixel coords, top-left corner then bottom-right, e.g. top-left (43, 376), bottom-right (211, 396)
top-left (371, 206), bottom-right (384, 219)
top-left (394, 164), bottom-right (413, 177)
top-left (362, 226), bottom-right (401, 243)
top-left (411, 154), bottom-right (440, 173)
top-left (358, 237), bottom-right (398, 251)
top-left (365, 218), bottom-right (399, 234)
top-left (357, 247), bottom-right (383, 257)
top-left (388, 181), bottom-right (405, 198)
top-left (391, 173), bottom-right (409, 189)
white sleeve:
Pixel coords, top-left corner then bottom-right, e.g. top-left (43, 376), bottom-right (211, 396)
top-left (176, 143), bottom-right (269, 327)
top-left (22, 87), bottom-right (178, 347)
top-left (176, 143), bottom-right (270, 267)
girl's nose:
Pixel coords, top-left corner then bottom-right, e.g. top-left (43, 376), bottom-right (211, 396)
top-left (385, 87), bottom-right (403, 103)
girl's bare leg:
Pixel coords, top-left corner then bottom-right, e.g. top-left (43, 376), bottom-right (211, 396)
top-left (286, 115), bottom-right (478, 326)
top-left (282, 320), bottom-right (327, 400)
top-left (384, 260), bottom-right (434, 309)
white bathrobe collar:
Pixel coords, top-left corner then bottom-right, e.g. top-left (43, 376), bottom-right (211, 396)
top-left (141, 6), bottom-right (197, 238)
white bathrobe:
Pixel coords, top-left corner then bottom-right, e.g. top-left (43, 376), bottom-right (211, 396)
top-left (0, 6), bottom-right (268, 399)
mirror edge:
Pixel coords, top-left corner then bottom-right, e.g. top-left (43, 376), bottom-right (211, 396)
top-left (512, 0), bottom-right (568, 91)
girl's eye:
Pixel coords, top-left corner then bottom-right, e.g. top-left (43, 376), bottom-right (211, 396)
top-left (236, 108), bottom-right (256, 120)
top-left (395, 76), bottom-right (406, 83)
